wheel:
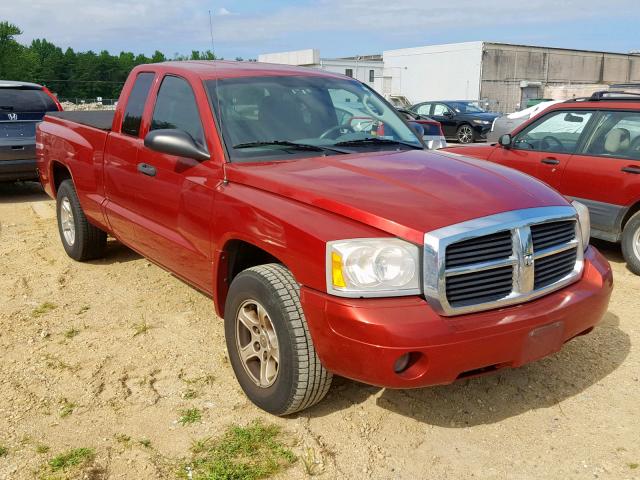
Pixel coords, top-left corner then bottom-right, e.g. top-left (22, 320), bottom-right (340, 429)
top-left (621, 211), bottom-right (640, 275)
top-left (224, 263), bottom-right (332, 415)
top-left (456, 124), bottom-right (475, 144)
top-left (56, 179), bottom-right (107, 261)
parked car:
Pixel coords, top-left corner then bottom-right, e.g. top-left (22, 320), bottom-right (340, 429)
top-left (397, 108), bottom-right (447, 149)
top-left (0, 81), bottom-right (62, 182)
top-left (487, 101), bottom-right (562, 143)
top-left (37, 62), bottom-right (612, 415)
top-left (410, 100), bottom-right (500, 144)
top-left (446, 91), bottom-right (640, 274)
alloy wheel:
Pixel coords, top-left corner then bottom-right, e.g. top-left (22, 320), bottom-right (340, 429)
top-left (458, 125), bottom-right (473, 143)
top-left (60, 197), bottom-right (76, 246)
top-left (235, 299), bottom-right (280, 388)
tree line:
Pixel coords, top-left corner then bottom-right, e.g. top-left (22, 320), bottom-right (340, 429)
top-left (0, 21), bottom-right (238, 100)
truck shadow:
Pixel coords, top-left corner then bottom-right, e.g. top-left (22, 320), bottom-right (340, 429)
top-left (306, 312), bottom-right (629, 427)
top-left (0, 181), bottom-right (49, 204)
top-left (89, 238), bottom-right (143, 264)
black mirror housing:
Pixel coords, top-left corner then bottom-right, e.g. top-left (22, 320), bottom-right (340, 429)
top-left (499, 134), bottom-right (512, 148)
top-left (144, 129), bottom-right (210, 161)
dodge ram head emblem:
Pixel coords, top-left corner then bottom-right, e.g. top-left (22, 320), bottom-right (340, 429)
top-left (524, 254), bottom-right (534, 267)
top-left (8, 113), bottom-right (18, 121)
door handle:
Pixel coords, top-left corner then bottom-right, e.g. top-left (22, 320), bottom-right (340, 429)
top-left (541, 158), bottom-right (560, 165)
top-left (621, 165), bottom-right (640, 174)
top-left (137, 163), bottom-right (156, 177)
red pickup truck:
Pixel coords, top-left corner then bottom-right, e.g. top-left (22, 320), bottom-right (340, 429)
top-left (37, 61), bottom-right (613, 416)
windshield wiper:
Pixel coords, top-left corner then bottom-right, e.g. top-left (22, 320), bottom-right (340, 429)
top-left (334, 137), bottom-right (423, 149)
top-left (232, 140), bottom-right (347, 154)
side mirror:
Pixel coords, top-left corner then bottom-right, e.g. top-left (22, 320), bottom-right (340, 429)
top-left (499, 134), bottom-right (512, 148)
top-left (144, 129), bottom-right (210, 161)
top-left (407, 121), bottom-right (425, 137)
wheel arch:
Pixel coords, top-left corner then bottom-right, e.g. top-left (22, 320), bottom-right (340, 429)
top-left (621, 200), bottom-right (640, 231)
top-left (51, 161), bottom-right (73, 196)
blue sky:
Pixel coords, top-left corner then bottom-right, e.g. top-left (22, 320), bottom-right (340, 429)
top-left (1, 1), bottom-right (639, 59)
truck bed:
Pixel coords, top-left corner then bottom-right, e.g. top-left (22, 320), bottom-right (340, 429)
top-left (46, 111), bottom-right (115, 131)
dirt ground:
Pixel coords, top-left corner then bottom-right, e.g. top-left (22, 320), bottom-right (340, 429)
top-left (1, 181), bottom-right (638, 480)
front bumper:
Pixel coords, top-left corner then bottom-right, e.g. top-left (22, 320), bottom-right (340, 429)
top-left (301, 246), bottom-right (612, 388)
top-left (473, 124), bottom-right (492, 140)
top-left (0, 158), bottom-right (38, 182)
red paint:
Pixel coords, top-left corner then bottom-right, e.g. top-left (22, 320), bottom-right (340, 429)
top-left (37, 62), bottom-right (612, 389)
top-left (445, 100), bottom-right (640, 219)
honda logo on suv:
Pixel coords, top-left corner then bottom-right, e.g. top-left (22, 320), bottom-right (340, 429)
top-left (8, 113), bottom-right (18, 121)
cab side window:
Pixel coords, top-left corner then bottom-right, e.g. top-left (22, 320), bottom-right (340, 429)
top-left (513, 110), bottom-right (593, 154)
top-left (151, 76), bottom-right (206, 148)
top-left (583, 112), bottom-right (640, 160)
top-left (432, 104), bottom-right (451, 116)
top-left (121, 72), bottom-right (155, 137)
top-left (415, 103), bottom-right (431, 116)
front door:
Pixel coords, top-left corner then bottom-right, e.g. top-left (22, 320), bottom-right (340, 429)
top-left (132, 75), bottom-right (218, 292)
top-left (560, 110), bottom-right (640, 236)
top-left (488, 109), bottom-right (595, 190)
top-left (430, 103), bottom-right (457, 137)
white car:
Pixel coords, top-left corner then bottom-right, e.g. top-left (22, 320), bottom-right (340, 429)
top-left (487, 100), bottom-right (563, 143)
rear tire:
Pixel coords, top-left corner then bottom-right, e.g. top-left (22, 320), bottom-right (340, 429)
top-left (621, 211), bottom-right (640, 275)
top-left (224, 263), bottom-right (332, 415)
top-left (56, 179), bottom-right (107, 261)
top-left (456, 124), bottom-right (475, 144)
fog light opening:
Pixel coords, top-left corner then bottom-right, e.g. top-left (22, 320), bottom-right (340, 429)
top-left (393, 352), bottom-right (421, 374)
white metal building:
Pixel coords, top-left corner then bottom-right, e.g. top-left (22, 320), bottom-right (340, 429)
top-left (257, 49), bottom-right (383, 89)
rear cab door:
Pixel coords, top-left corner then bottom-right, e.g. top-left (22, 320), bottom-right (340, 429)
top-left (559, 108), bottom-right (640, 240)
top-left (488, 108), bottom-right (596, 190)
top-left (103, 70), bottom-right (157, 244)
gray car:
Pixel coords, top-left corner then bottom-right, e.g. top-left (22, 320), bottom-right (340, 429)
top-left (0, 81), bottom-right (61, 182)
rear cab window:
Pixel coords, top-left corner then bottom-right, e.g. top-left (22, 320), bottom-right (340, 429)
top-left (121, 72), bottom-right (155, 137)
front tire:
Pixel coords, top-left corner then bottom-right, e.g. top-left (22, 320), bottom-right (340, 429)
top-left (621, 211), bottom-right (640, 275)
top-left (224, 264), bottom-right (332, 415)
top-left (56, 179), bottom-right (107, 261)
top-left (456, 124), bottom-right (475, 144)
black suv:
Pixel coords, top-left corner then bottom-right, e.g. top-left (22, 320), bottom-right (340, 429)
top-left (1, 81), bottom-right (61, 182)
top-left (409, 100), bottom-right (500, 144)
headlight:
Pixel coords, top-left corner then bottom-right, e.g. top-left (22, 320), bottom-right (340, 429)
top-left (327, 238), bottom-right (421, 297)
top-left (572, 200), bottom-right (590, 250)
top-left (472, 119), bottom-right (491, 125)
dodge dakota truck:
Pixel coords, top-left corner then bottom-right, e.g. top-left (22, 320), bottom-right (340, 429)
top-left (37, 61), bottom-right (613, 416)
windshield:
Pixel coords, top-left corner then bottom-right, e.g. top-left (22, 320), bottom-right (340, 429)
top-left (449, 101), bottom-right (486, 114)
top-left (205, 76), bottom-right (422, 162)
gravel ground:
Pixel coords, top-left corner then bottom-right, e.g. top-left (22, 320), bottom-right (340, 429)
top-left (0, 181), bottom-right (638, 480)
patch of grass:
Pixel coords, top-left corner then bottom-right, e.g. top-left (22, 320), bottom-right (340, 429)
top-left (0, 445), bottom-right (7, 457)
top-left (629, 463), bottom-right (639, 470)
top-left (114, 433), bottom-right (131, 445)
top-left (32, 301), bottom-right (57, 318)
top-left (132, 321), bottom-right (152, 337)
top-left (181, 421), bottom-right (296, 480)
top-left (48, 448), bottom-right (95, 472)
top-left (36, 444), bottom-right (50, 454)
top-left (138, 438), bottom-right (152, 448)
top-left (44, 354), bottom-right (76, 371)
top-left (182, 389), bottom-right (198, 400)
top-left (75, 305), bottom-right (90, 315)
top-left (59, 399), bottom-right (76, 418)
top-left (64, 327), bottom-right (80, 339)
top-left (179, 408), bottom-right (202, 426)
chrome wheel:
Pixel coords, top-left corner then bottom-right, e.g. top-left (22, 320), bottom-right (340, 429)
top-left (60, 197), bottom-right (76, 246)
top-left (458, 125), bottom-right (474, 143)
top-left (235, 299), bottom-right (280, 388)
top-left (633, 227), bottom-right (640, 261)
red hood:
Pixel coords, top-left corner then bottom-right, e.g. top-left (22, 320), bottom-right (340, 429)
top-left (224, 149), bottom-right (568, 245)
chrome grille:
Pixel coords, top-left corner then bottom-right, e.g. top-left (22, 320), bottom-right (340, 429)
top-left (424, 207), bottom-right (584, 316)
